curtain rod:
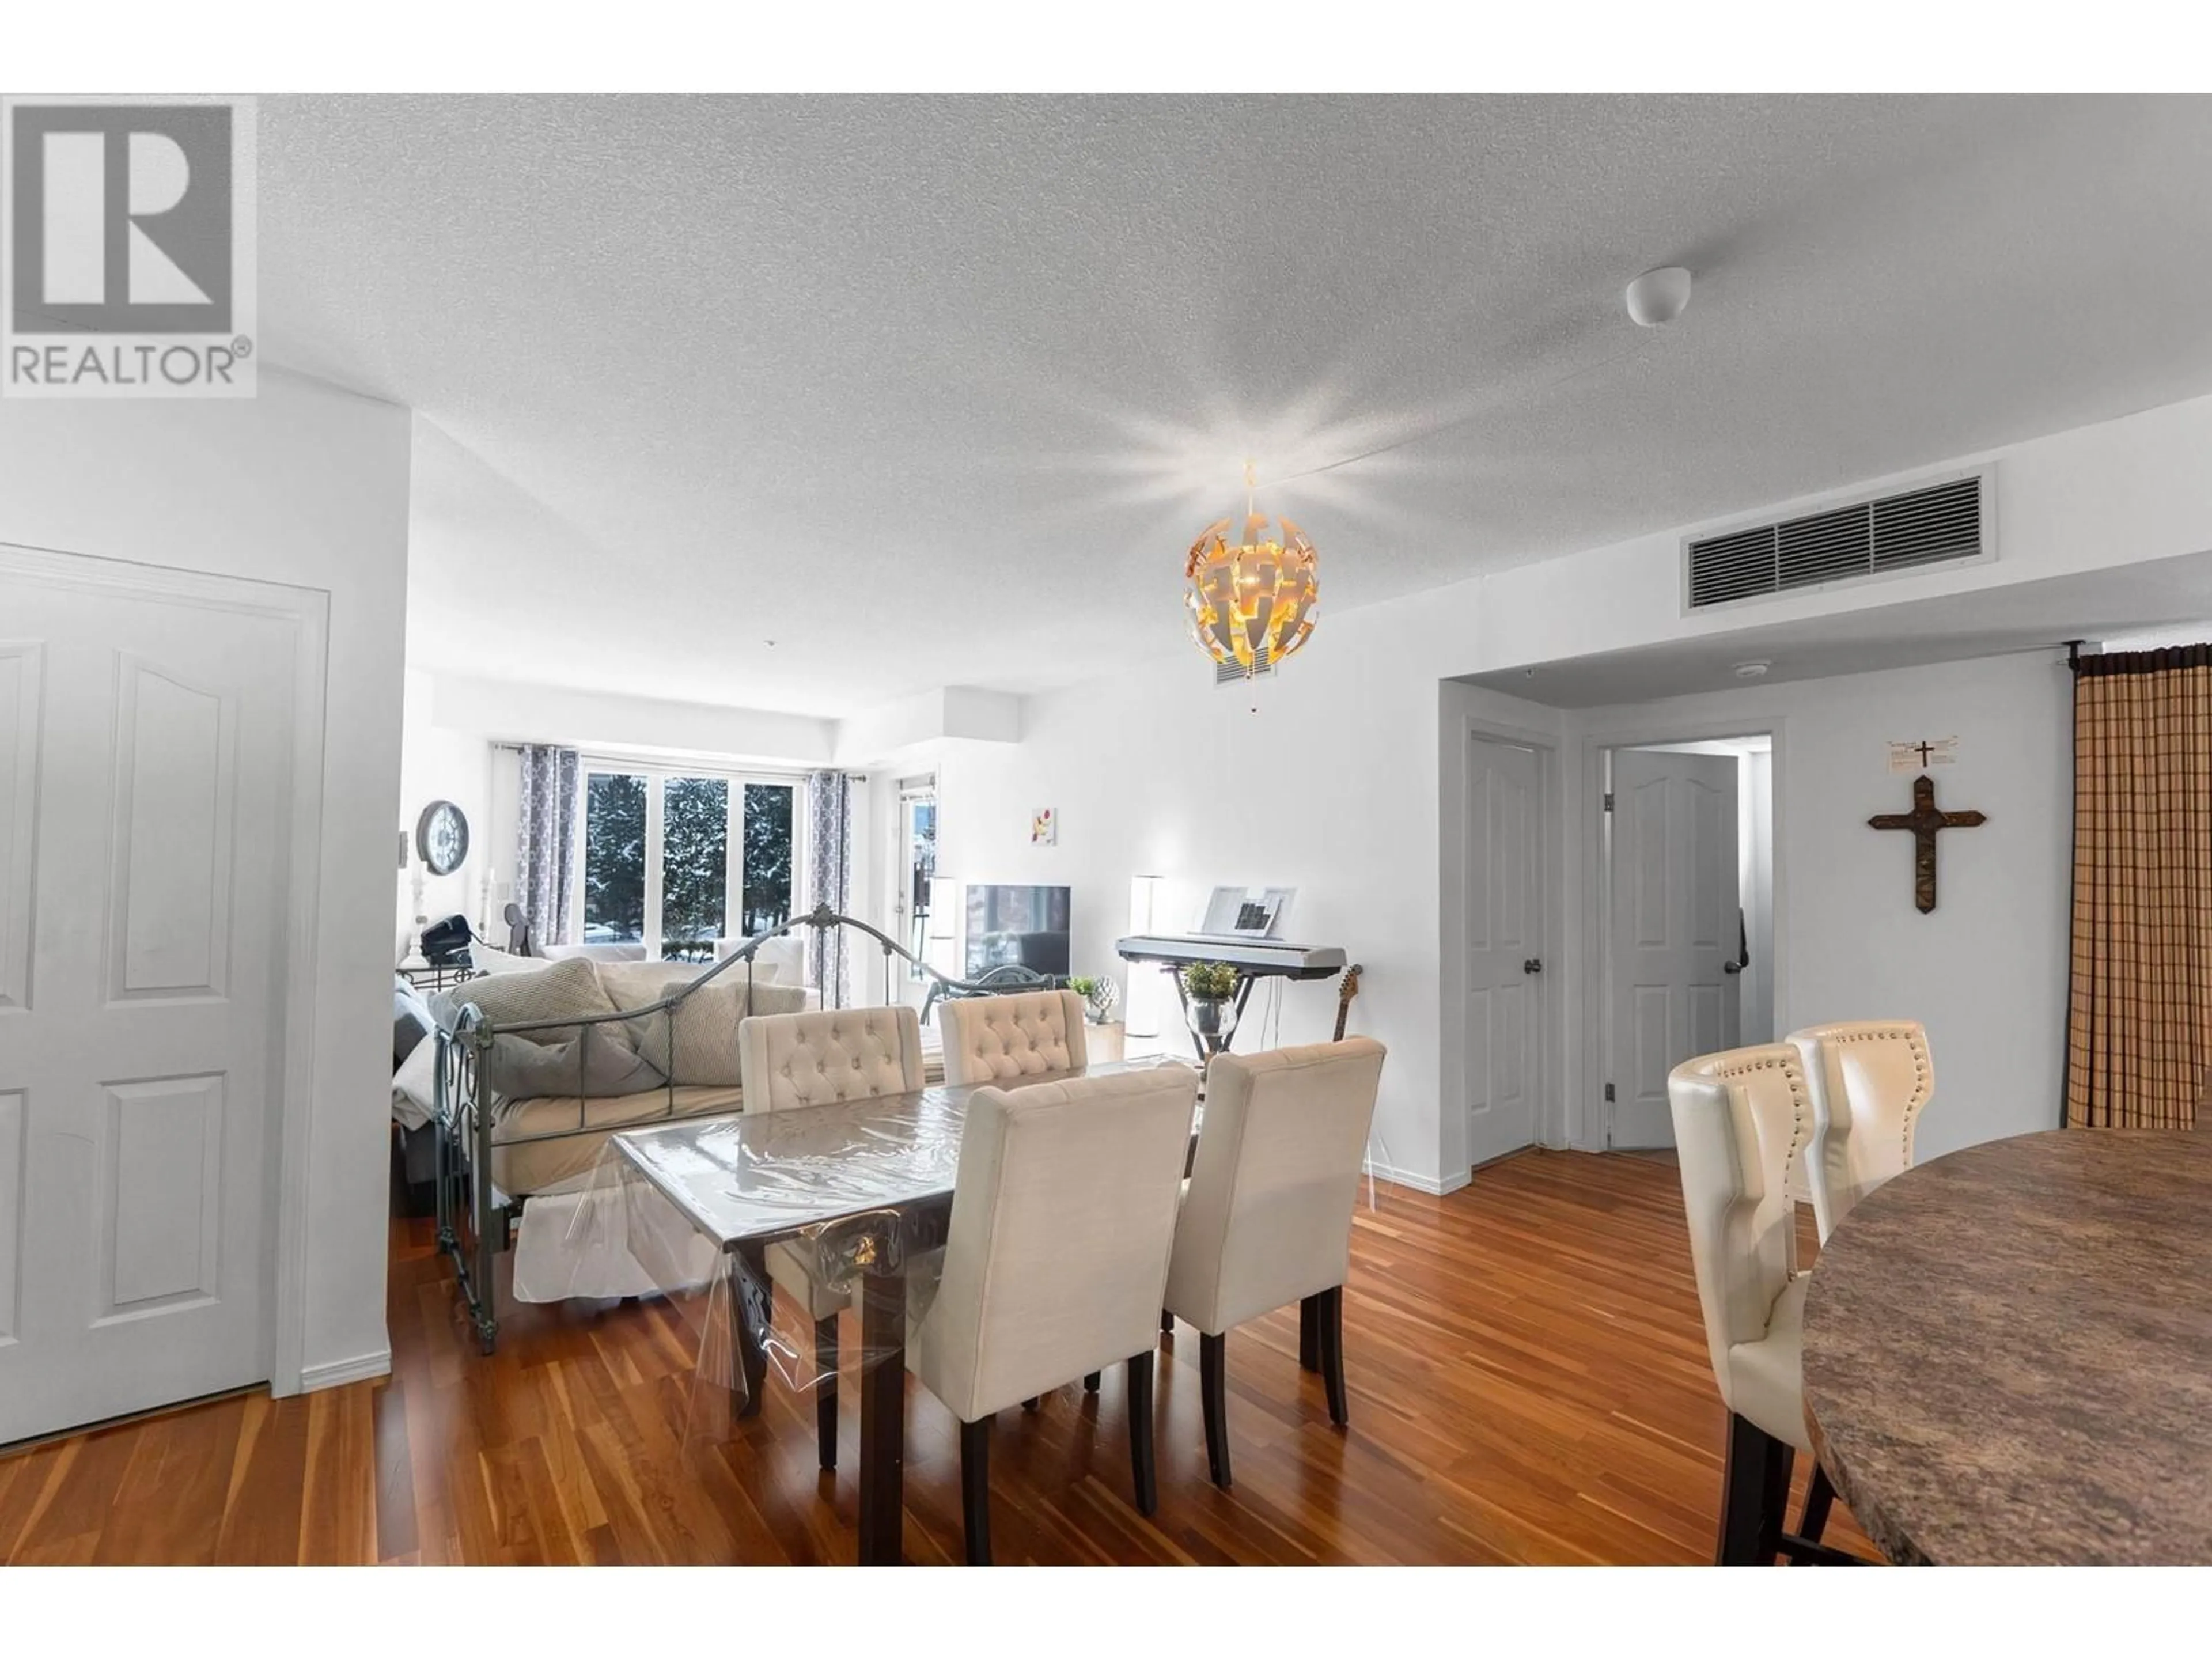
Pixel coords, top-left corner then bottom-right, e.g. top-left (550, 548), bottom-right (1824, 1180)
top-left (2069, 641), bottom-right (2212, 677)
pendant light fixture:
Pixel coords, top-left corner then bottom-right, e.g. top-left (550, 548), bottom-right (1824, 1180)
top-left (1184, 461), bottom-right (1320, 679)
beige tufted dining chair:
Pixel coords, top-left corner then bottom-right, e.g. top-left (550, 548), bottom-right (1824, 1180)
top-left (911, 1065), bottom-right (1200, 1564)
top-left (937, 989), bottom-right (1089, 1088)
top-left (1162, 1039), bottom-right (1386, 1490)
top-left (1786, 1020), bottom-right (1934, 1244)
top-left (1666, 1043), bottom-right (1841, 1566)
top-left (735, 1004), bottom-right (929, 1471)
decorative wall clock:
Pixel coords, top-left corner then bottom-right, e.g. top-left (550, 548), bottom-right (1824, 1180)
top-left (416, 799), bottom-right (471, 876)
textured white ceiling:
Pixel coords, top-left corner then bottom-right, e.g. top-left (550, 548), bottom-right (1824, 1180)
top-left (255, 95), bottom-right (2212, 715)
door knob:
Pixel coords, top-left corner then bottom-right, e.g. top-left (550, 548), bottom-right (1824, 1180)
top-left (1722, 962), bottom-right (1743, 975)
top-left (1522, 957), bottom-right (1543, 975)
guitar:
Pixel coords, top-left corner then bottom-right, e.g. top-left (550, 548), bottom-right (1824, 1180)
top-left (1332, 964), bottom-right (1364, 1042)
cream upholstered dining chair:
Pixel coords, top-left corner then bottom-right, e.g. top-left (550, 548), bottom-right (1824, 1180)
top-left (1162, 1038), bottom-right (1386, 1490)
top-left (937, 988), bottom-right (1089, 1088)
top-left (911, 1065), bottom-right (1200, 1565)
top-left (1667, 1043), bottom-right (1846, 1566)
top-left (1786, 1020), bottom-right (1934, 1244)
top-left (734, 1004), bottom-right (929, 1471)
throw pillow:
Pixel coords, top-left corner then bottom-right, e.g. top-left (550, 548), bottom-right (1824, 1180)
top-left (468, 942), bottom-right (545, 976)
top-left (435, 956), bottom-right (632, 1053)
top-left (599, 962), bottom-right (809, 1086)
top-left (480, 1031), bottom-right (664, 1100)
top-left (393, 978), bottom-right (435, 1070)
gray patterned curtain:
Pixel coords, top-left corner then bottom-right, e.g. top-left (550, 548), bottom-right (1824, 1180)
top-left (805, 769), bottom-right (854, 1006)
top-left (515, 745), bottom-right (580, 950)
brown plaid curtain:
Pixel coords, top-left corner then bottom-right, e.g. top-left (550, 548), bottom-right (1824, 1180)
top-left (2065, 645), bottom-right (2212, 1128)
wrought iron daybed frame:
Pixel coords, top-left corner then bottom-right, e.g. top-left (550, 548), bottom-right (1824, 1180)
top-left (433, 904), bottom-right (1064, 1353)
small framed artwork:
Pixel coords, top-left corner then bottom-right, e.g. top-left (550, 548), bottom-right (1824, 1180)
top-left (1031, 807), bottom-right (1057, 845)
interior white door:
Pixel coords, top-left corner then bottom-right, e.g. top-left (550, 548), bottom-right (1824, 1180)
top-left (1464, 737), bottom-right (1543, 1167)
top-left (0, 559), bottom-right (300, 1444)
top-left (1607, 748), bottom-right (1740, 1150)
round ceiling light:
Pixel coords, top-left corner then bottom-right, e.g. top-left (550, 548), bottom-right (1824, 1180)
top-left (1734, 660), bottom-right (1771, 679)
top-left (1625, 266), bottom-right (1694, 328)
top-left (1185, 464), bottom-right (1320, 679)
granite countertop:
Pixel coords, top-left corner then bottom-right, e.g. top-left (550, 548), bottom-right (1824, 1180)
top-left (1802, 1128), bottom-right (2212, 1565)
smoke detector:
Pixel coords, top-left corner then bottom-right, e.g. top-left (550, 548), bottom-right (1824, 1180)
top-left (1626, 266), bottom-right (1693, 328)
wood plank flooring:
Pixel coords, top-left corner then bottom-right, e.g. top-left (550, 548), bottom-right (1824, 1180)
top-left (0, 1149), bottom-right (1874, 1565)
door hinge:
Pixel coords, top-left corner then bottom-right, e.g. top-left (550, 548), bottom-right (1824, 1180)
top-left (1603, 1082), bottom-right (1616, 1103)
top-left (1603, 791), bottom-right (1615, 812)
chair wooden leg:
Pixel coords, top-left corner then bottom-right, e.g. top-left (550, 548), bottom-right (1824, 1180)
top-left (960, 1416), bottom-right (992, 1566)
top-left (1299, 1293), bottom-right (1321, 1372)
top-left (1083, 1371), bottom-right (1101, 1393)
top-left (1796, 1465), bottom-right (1837, 1551)
top-left (1199, 1331), bottom-right (1232, 1490)
top-left (1127, 1350), bottom-right (1158, 1516)
top-left (1161, 1308), bottom-right (1175, 1336)
top-left (1717, 1412), bottom-right (1794, 1566)
top-left (1315, 1285), bottom-right (1349, 1426)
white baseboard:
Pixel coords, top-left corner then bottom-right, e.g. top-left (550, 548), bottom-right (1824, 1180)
top-left (1362, 1157), bottom-right (1466, 1196)
top-left (299, 1347), bottom-right (392, 1393)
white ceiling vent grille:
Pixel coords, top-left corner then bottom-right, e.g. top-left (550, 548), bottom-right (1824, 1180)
top-left (1214, 654), bottom-right (1277, 687)
top-left (1684, 469), bottom-right (1991, 612)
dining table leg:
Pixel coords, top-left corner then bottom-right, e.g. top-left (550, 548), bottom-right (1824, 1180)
top-left (855, 1264), bottom-right (907, 1566)
top-left (732, 1243), bottom-right (771, 1419)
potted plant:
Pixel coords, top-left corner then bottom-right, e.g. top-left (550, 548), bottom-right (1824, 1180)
top-left (1068, 974), bottom-right (1119, 1025)
top-left (1181, 960), bottom-right (1242, 1054)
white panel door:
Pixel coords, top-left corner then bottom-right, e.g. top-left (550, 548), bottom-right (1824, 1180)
top-left (0, 561), bottom-right (299, 1444)
top-left (1465, 737), bottom-right (1543, 1167)
top-left (1607, 748), bottom-right (1739, 1150)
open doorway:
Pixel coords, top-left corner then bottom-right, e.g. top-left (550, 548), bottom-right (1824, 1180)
top-left (1600, 733), bottom-right (1774, 1150)
top-left (886, 774), bottom-right (942, 1009)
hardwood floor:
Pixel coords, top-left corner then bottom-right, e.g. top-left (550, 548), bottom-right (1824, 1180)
top-left (0, 1150), bottom-right (1874, 1565)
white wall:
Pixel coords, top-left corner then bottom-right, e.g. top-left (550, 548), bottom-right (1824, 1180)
top-left (0, 370), bottom-right (413, 1387)
top-left (1575, 652), bottom-right (2073, 1159)
top-left (397, 668), bottom-right (495, 956)
top-left (434, 671), bottom-right (836, 764)
top-left (1744, 748), bottom-right (1775, 1045)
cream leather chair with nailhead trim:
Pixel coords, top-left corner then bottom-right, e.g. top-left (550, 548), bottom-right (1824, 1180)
top-left (735, 1004), bottom-right (929, 1472)
top-left (1786, 1020), bottom-right (1934, 1244)
top-left (1668, 1043), bottom-right (1838, 1565)
top-left (937, 990), bottom-right (1089, 1088)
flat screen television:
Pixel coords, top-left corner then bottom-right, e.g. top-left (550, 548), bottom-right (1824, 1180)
top-left (964, 883), bottom-right (1072, 979)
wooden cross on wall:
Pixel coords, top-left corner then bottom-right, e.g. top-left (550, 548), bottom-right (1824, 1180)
top-left (1869, 774), bottom-right (1987, 914)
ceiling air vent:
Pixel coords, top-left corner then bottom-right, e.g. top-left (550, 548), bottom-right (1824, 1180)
top-left (1214, 654), bottom-right (1276, 687)
top-left (1683, 468), bottom-right (1991, 612)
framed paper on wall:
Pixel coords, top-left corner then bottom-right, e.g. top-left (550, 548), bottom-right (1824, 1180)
top-left (1031, 806), bottom-right (1056, 845)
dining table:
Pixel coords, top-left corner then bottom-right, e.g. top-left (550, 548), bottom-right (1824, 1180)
top-left (1800, 1126), bottom-right (2212, 1565)
top-left (611, 1054), bottom-right (1200, 1566)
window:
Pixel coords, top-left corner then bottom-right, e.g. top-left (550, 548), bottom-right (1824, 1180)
top-left (580, 766), bottom-right (800, 960)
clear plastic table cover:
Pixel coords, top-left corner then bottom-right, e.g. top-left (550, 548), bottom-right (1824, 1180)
top-left (564, 1056), bottom-right (1204, 1426)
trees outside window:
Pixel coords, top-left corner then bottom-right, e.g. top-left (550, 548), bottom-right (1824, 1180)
top-left (579, 768), bottom-right (796, 957)
top-left (743, 782), bottom-right (794, 935)
top-left (582, 773), bottom-right (647, 942)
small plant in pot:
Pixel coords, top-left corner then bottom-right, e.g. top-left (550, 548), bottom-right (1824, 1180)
top-left (1181, 960), bottom-right (1242, 1054)
top-left (1068, 974), bottom-right (1119, 1025)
